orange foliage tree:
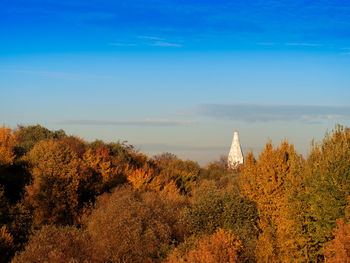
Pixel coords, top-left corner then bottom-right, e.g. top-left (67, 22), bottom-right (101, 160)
top-left (324, 218), bottom-right (350, 262)
top-left (86, 187), bottom-right (186, 262)
top-left (83, 145), bottom-right (126, 194)
top-left (0, 124), bottom-right (16, 167)
top-left (324, 197), bottom-right (350, 262)
top-left (167, 228), bottom-right (242, 263)
top-left (24, 139), bottom-right (93, 226)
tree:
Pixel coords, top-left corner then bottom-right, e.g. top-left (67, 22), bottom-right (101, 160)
top-left (183, 180), bottom-right (258, 262)
top-left (13, 125), bottom-right (65, 156)
top-left (167, 228), bottom-right (242, 263)
top-left (157, 158), bottom-right (201, 195)
top-left (239, 141), bottom-right (305, 262)
top-left (11, 225), bottom-right (92, 263)
top-left (0, 124), bottom-right (16, 167)
top-left (24, 139), bottom-right (92, 226)
top-left (304, 125), bottom-right (350, 260)
top-left (83, 145), bottom-right (126, 194)
top-left (0, 225), bottom-right (14, 263)
top-left (324, 218), bottom-right (350, 262)
top-left (86, 187), bottom-right (186, 262)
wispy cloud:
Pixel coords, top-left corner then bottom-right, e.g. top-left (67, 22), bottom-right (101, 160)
top-left (108, 42), bottom-right (137, 47)
top-left (138, 36), bottom-right (164, 40)
top-left (192, 104), bottom-right (350, 123)
top-left (285, 42), bottom-right (322, 47)
top-left (139, 143), bottom-right (227, 152)
top-left (149, 41), bottom-right (182, 47)
top-left (138, 143), bottom-right (264, 155)
top-left (59, 119), bottom-right (196, 127)
top-left (110, 37), bottom-right (182, 48)
top-left (257, 42), bottom-right (277, 46)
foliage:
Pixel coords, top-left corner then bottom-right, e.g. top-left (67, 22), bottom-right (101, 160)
top-left (0, 124), bottom-right (16, 167)
top-left (157, 158), bottom-right (201, 194)
top-left (304, 125), bottom-right (350, 260)
top-left (11, 225), bottom-right (92, 263)
top-left (324, 218), bottom-right (350, 262)
top-left (0, 123), bottom-right (349, 262)
top-left (240, 140), bottom-right (306, 262)
top-left (183, 180), bottom-right (258, 261)
top-left (23, 139), bottom-right (93, 226)
top-left (86, 187), bottom-right (186, 263)
top-left (167, 228), bottom-right (242, 263)
top-left (0, 226), bottom-right (14, 263)
top-left (13, 124), bottom-right (65, 156)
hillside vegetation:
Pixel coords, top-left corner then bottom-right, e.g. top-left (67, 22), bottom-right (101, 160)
top-left (0, 124), bottom-right (349, 262)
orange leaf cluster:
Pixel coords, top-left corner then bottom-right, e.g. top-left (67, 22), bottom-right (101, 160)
top-left (0, 124), bottom-right (16, 166)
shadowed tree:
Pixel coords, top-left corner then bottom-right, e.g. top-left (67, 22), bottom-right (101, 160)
top-left (11, 225), bottom-right (93, 263)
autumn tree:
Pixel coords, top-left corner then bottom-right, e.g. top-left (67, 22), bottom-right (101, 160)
top-left (83, 144), bottom-right (126, 194)
top-left (13, 124), bottom-right (65, 156)
top-left (324, 218), bottom-right (350, 262)
top-left (24, 139), bottom-right (93, 226)
top-left (86, 187), bottom-right (186, 262)
top-left (183, 180), bottom-right (258, 261)
top-left (239, 141), bottom-right (305, 262)
top-left (303, 125), bottom-right (350, 260)
top-left (167, 228), bottom-right (242, 263)
top-left (0, 124), bottom-right (29, 210)
top-left (11, 225), bottom-right (93, 263)
top-left (157, 158), bottom-right (201, 195)
top-left (0, 124), bottom-right (16, 167)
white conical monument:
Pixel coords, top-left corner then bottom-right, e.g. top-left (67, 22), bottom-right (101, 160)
top-left (228, 130), bottom-right (244, 168)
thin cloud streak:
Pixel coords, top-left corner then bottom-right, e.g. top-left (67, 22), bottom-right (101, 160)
top-left (138, 36), bottom-right (164, 40)
top-left (138, 143), bottom-right (263, 153)
top-left (285, 42), bottom-right (322, 47)
top-left (149, 41), bottom-right (182, 47)
top-left (59, 119), bottom-right (196, 127)
top-left (193, 104), bottom-right (350, 123)
top-left (108, 42), bottom-right (137, 47)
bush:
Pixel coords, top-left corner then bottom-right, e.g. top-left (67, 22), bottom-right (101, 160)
top-left (86, 187), bottom-right (186, 262)
top-left (12, 225), bottom-right (92, 263)
top-left (167, 228), bottom-right (242, 263)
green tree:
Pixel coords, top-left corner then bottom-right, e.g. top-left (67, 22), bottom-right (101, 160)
top-left (303, 125), bottom-right (350, 260)
top-left (183, 181), bottom-right (258, 262)
top-left (14, 125), bottom-right (65, 156)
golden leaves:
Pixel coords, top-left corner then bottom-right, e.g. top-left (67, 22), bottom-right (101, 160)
top-left (0, 124), bottom-right (16, 166)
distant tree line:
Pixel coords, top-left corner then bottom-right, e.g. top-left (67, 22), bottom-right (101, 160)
top-left (0, 124), bottom-right (349, 262)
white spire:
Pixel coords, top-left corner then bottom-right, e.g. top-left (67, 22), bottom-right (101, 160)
top-left (228, 130), bottom-right (244, 168)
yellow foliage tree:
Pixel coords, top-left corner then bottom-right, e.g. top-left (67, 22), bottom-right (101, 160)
top-left (126, 166), bottom-right (155, 191)
top-left (240, 141), bottom-right (305, 262)
top-left (0, 124), bottom-right (16, 166)
top-left (24, 139), bottom-right (91, 226)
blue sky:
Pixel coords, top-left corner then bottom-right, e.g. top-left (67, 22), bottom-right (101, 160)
top-left (1, 0), bottom-right (350, 165)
